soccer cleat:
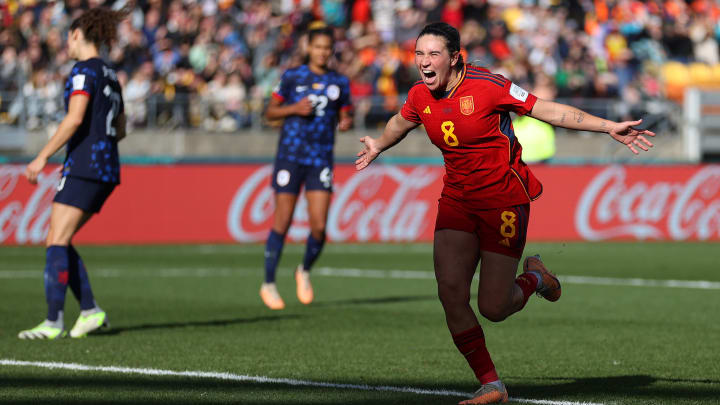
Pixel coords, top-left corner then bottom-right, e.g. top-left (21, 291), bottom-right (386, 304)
top-left (523, 254), bottom-right (561, 302)
top-left (70, 311), bottom-right (109, 338)
top-left (460, 381), bottom-right (509, 404)
top-left (295, 265), bottom-right (314, 305)
top-left (18, 321), bottom-right (66, 340)
top-left (260, 282), bottom-right (285, 310)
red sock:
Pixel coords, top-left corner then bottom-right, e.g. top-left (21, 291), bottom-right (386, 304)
top-left (515, 272), bottom-right (538, 309)
top-left (452, 325), bottom-right (499, 384)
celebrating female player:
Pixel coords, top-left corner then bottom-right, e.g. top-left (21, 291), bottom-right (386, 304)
top-left (260, 25), bottom-right (352, 309)
top-left (19, 7), bottom-right (128, 339)
top-left (356, 22), bottom-right (655, 404)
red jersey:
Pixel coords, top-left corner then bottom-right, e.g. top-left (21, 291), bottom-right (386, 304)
top-left (400, 64), bottom-right (543, 209)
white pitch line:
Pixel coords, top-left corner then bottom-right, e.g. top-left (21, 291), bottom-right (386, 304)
top-left (559, 275), bottom-right (720, 290)
top-left (2, 266), bottom-right (719, 290)
top-left (0, 268), bottom-right (242, 279)
top-left (0, 359), bottom-right (603, 405)
top-left (313, 267), bottom-right (720, 290)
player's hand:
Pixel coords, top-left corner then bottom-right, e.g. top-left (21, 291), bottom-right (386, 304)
top-left (338, 115), bottom-right (352, 131)
top-left (294, 97), bottom-right (314, 116)
top-left (25, 156), bottom-right (48, 185)
top-left (608, 119), bottom-right (656, 155)
top-left (356, 136), bottom-right (382, 171)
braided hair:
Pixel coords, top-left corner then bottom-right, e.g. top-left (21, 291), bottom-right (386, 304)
top-left (308, 25), bottom-right (334, 46)
top-left (70, 6), bottom-right (131, 49)
top-left (303, 23), bottom-right (334, 66)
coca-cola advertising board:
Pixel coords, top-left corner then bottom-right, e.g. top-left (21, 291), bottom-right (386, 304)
top-left (1, 164), bottom-right (719, 245)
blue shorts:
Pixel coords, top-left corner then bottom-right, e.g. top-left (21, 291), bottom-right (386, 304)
top-left (271, 160), bottom-right (333, 194)
top-left (53, 176), bottom-right (116, 213)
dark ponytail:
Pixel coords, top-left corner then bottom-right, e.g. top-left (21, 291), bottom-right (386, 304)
top-left (417, 22), bottom-right (464, 67)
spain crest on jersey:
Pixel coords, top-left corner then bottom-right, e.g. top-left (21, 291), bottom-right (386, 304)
top-left (459, 96), bottom-right (474, 115)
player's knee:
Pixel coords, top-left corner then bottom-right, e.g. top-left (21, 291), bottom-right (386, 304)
top-left (273, 210), bottom-right (295, 233)
top-left (45, 225), bottom-right (72, 247)
top-left (437, 282), bottom-right (470, 308)
top-left (479, 308), bottom-right (508, 323)
top-left (310, 226), bottom-right (326, 241)
top-left (477, 299), bottom-right (509, 323)
top-left (46, 233), bottom-right (71, 247)
top-left (45, 230), bottom-right (54, 248)
top-left (273, 224), bottom-right (291, 235)
top-left (272, 217), bottom-right (293, 234)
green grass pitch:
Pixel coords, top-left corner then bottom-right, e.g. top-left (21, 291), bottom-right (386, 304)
top-left (1, 242), bottom-right (719, 404)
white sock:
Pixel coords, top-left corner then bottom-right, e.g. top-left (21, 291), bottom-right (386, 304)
top-left (45, 310), bottom-right (64, 329)
top-left (80, 302), bottom-right (102, 317)
top-left (487, 380), bottom-right (504, 390)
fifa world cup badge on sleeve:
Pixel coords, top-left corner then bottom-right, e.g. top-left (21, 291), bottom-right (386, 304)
top-left (510, 83), bottom-right (529, 102)
top-left (460, 96), bottom-right (474, 115)
top-left (73, 74), bottom-right (85, 91)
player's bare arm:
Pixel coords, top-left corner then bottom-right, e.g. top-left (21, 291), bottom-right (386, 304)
top-left (529, 98), bottom-right (656, 155)
top-left (116, 113), bottom-right (127, 142)
top-left (265, 96), bottom-right (314, 120)
top-left (25, 94), bottom-right (90, 184)
top-left (355, 113), bottom-right (418, 171)
top-left (338, 109), bottom-right (352, 131)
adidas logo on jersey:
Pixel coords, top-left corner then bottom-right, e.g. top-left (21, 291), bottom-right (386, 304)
top-left (423, 106), bottom-right (431, 114)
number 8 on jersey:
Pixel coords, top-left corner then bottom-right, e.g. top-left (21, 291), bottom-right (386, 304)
top-left (441, 121), bottom-right (459, 147)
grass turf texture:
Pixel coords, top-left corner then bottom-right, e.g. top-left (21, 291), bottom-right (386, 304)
top-left (1, 242), bottom-right (719, 405)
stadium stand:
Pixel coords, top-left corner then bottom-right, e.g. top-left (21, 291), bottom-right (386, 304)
top-left (0, 0), bottom-right (716, 158)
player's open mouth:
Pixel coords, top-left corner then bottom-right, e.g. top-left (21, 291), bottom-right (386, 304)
top-left (422, 70), bottom-right (437, 85)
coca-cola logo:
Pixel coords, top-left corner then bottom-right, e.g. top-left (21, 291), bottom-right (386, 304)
top-left (6, 164), bottom-right (720, 245)
top-left (227, 165), bottom-right (439, 242)
top-left (575, 165), bottom-right (720, 240)
top-left (0, 165), bottom-right (58, 244)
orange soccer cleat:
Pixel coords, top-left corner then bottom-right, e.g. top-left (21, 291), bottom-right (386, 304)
top-left (260, 283), bottom-right (285, 310)
top-left (459, 382), bottom-right (509, 404)
top-left (295, 265), bottom-right (314, 305)
top-left (523, 254), bottom-right (561, 302)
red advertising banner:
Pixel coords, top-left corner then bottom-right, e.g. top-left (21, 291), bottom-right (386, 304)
top-left (1, 164), bottom-right (719, 245)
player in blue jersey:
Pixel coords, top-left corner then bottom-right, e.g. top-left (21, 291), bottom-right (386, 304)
top-left (260, 25), bottom-right (353, 309)
top-left (19, 7), bottom-right (129, 340)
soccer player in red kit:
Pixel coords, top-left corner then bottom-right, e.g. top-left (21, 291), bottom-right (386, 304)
top-left (356, 22), bottom-right (655, 404)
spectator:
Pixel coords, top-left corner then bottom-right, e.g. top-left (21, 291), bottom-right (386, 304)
top-left (124, 62), bottom-right (153, 129)
top-left (1, 0), bottom-right (717, 131)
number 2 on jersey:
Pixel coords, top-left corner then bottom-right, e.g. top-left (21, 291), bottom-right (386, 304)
top-left (103, 85), bottom-right (121, 137)
top-left (441, 121), bottom-right (459, 147)
top-left (308, 94), bottom-right (328, 117)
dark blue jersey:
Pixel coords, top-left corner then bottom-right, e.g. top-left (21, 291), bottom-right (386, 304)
top-left (62, 58), bottom-right (124, 184)
top-left (272, 65), bottom-right (351, 167)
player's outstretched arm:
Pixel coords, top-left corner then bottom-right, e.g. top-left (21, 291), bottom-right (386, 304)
top-left (528, 98), bottom-right (655, 155)
top-left (25, 94), bottom-right (89, 184)
top-left (355, 113), bottom-right (418, 171)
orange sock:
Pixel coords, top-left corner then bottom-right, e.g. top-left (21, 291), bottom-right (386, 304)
top-left (452, 325), bottom-right (499, 384)
top-left (515, 272), bottom-right (538, 309)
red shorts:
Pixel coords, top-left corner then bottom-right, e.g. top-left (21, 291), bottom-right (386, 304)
top-left (435, 197), bottom-right (530, 259)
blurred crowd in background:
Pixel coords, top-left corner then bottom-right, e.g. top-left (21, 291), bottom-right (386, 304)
top-left (0, 0), bottom-right (718, 132)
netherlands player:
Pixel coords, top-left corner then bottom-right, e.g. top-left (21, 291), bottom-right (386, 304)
top-left (19, 7), bottom-right (128, 339)
top-left (260, 25), bottom-right (352, 309)
top-left (356, 23), bottom-right (655, 404)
